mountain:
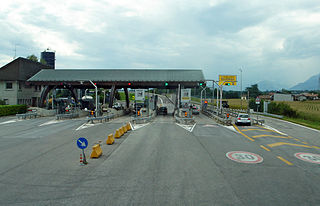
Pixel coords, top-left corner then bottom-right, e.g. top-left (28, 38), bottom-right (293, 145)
top-left (256, 80), bottom-right (289, 91)
top-left (290, 73), bottom-right (320, 91)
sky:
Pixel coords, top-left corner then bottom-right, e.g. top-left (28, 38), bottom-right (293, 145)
top-left (1, 0), bottom-right (320, 89)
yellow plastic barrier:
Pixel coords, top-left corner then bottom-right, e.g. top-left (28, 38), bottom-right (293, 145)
top-left (106, 133), bottom-right (114, 145)
top-left (119, 127), bottom-right (124, 136)
top-left (126, 123), bottom-right (132, 131)
top-left (122, 125), bottom-right (127, 133)
top-left (90, 144), bottom-right (102, 158)
top-left (114, 129), bottom-right (121, 138)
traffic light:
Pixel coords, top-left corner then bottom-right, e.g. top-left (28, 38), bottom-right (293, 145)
top-left (165, 82), bottom-right (168, 86)
top-left (199, 83), bottom-right (203, 86)
top-left (224, 82), bottom-right (231, 86)
top-left (128, 82), bottom-right (131, 86)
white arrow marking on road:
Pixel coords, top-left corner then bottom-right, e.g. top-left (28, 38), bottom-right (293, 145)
top-left (176, 123), bottom-right (196, 132)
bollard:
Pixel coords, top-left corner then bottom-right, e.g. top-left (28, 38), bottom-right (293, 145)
top-left (106, 133), bottom-right (114, 145)
top-left (90, 144), bottom-right (102, 158)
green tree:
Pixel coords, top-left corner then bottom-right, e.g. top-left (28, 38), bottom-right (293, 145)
top-left (27, 54), bottom-right (38, 62)
top-left (40, 58), bottom-right (47, 65)
top-left (245, 84), bottom-right (261, 98)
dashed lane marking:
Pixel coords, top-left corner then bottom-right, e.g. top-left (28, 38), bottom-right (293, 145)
top-left (233, 124), bottom-right (255, 142)
top-left (260, 145), bottom-right (271, 151)
top-left (252, 134), bottom-right (289, 139)
top-left (277, 156), bottom-right (294, 166)
top-left (267, 142), bottom-right (315, 149)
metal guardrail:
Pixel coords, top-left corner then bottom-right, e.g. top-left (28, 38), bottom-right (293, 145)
top-left (16, 112), bottom-right (38, 119)
top-left (202, 110), bottom-right (232, 125)
top-left (56, 113), bottom-right (79, 120)
top-left (87, 114), bottom-right (115, 124)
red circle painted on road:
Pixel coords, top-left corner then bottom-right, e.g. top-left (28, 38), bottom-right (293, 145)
top-left (226, 151), bottom-right (263, 164)
top-left (294, 153), bottom-right (320, 164)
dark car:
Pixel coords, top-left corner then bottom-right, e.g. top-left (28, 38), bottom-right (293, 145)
top-left (157, 106), bottom-right (168, 115)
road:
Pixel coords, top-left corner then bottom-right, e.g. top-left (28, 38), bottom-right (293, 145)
top-left (0, 108), bottom-right (319, 205)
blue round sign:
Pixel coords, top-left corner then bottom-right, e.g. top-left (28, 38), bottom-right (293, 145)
top-left (77, 137), bottom-right (88, 149)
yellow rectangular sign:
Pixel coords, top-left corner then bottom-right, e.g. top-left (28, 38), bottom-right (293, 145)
top-left (219, 75), bottom-right (237, 86)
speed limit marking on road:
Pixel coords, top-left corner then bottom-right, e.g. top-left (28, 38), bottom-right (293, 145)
top-left (226, 151), bottom-right (263, 164)
top-left (294, 153), bottom-right (320, 164)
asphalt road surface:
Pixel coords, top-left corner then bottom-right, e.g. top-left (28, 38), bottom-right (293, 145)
top-left (0, 110), bottom-right (319, 205)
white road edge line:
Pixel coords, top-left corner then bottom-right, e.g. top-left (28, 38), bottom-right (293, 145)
top-left (262, 124), bottom-right (288, 136)
top-left (190, 123), bottom-right (197, 132)
top-left (265, 116), bottom-right (320, 133)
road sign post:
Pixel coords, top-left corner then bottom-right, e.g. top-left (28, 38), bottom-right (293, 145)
top-left (77, 137), bottom-right (88, 165)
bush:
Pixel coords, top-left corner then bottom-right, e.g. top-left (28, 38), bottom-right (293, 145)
top-left (0, 105), bottom-right (27, 117)
top-left (268, 102), bottom-right (297, 118)
top-left (249, 98), bottom-right (264, 112)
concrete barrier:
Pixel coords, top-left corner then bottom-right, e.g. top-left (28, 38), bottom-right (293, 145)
top-left (106, 133), bottom-right (114, 145)
top-left (90, 144), bottom-right (102, 158)
top-left (16, 112), bottom-right (38, 119)
top-left (119, 127), bottom-right (124, 136)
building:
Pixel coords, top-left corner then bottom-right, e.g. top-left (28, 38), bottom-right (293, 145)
top-left (0, 57), bottom-right (53, 106)
top-left (294, 93), bottom-right (319, 101)
top-left (41, 49), bottom-right (55, 69)
top-left (273, 93), bottom-right (294, 101)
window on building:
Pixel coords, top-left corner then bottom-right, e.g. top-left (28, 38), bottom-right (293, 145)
top-left (5, 82), bottom-right (13, 89)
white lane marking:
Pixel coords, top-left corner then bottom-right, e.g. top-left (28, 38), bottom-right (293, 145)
top-left (223, 125), bottom-right (237, 133)
top-left (176, 123), bottom-right (196, 132)
top-left (263, 125), bottom-right (288, 136)
top-left (39, 120), bottom-right (64, 127)
top-left (131, 123), bottom-right (150, 130)
top-left (0, 119), bottom-right (21, 125)
top-left (265, 117), bottom-right (320, 133)
top-left (75, 123), bottom-right (99, 131)
top-left (203, 124), bottom-right (219, 128)
top-left (158, 97), bottom-right (164, 105)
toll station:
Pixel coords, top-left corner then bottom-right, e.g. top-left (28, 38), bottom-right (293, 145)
top-left (27, 69), bottom-right (205, 111)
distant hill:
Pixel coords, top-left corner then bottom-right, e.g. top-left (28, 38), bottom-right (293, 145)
top-left (256, 80), bottom-right (289, 91)
top-left (290, 73), bottom-right (320, 91)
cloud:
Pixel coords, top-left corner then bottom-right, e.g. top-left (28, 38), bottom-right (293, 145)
top-left (0, 0), bottom-right (319, 88)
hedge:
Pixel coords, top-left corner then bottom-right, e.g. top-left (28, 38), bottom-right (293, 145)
top-left (0, 105), bottom-right (27, 117)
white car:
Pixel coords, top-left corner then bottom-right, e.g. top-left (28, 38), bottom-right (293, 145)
top-left (235, 113), bottom-right (251, 126)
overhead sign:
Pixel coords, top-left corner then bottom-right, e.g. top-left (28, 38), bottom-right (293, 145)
top-left (135, 89), bottom-right (145, 101)
top-left (219, 75), bottom-right (237, 86)
top-left (294, 153), bottom-right (320, 164)
top-left (226, 151), bottom-right (263, 164)
top-left (77, 137), bottom-right (88, 149)
top-left (181, 89), bottom-right (191, 103)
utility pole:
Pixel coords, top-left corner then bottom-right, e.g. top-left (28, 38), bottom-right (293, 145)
top-left (239, 67), bottom-right (243, 110)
